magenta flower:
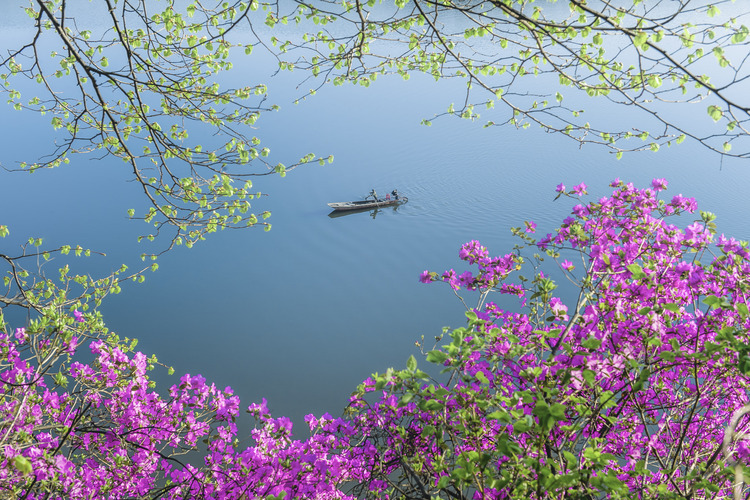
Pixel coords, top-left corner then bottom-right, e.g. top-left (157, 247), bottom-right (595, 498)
top-left (670, 193), bottom-right (697, 212)
top-left (572, 204), bottom-right (589, 217)
top-left (9, 179), bottom-right (750, 500)
top-left (73, 310), bottom-right (84, 323)
top-left (524, 220), bottom-right (537, 233)
top-left (555, 183), bottom-right (566, 193)
top-left (459, 240), bottom-right (489, 264)
top-left (572, 182), bottom-right (587, 195)
top-left (651, 178), bottom-right (668, 191)
top-left (442, 269), bottom-right (460, 290)
top-left (14, 327), bottom-right (27, 342)
top-left (457, 271), bottom-right (475, 289)
top-left (549, 297), bottom-right (569, 320)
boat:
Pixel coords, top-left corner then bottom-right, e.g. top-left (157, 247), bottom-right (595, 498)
top-left (327, 192), bottom-right (408, 212)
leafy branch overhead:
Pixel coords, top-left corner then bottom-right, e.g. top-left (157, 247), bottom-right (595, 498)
top-left (274, 0), bottom-right (750, 157)
top-left (0, 225), bottom-right (157, 314)
top-left (1, 0), bottom-right (329, 253)
top-left (4, 0), bottom-right (749, 258)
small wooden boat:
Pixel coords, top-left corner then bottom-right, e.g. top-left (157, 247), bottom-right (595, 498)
top-left (327, 196), bottom-right (408, 211)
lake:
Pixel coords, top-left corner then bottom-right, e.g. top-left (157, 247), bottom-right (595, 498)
top-left (1, 5), bottom-right (750, 434)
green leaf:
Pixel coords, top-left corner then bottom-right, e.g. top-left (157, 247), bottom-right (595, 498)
top-left (436, 475), bottom-right (451, 489)
top-left (265, 492), bottom-right (288, 500)
top-left (633, 31), bottom-right (648, 49)
top-left (707, 105), bottom-right (723, 122)
top-left (660, 350), bottom-right (676, 362)
top-left (513, 418), bottom-right (532, 433)
top-left (582, 337), bottom-right (602, 350)
top-left (662, 303), bottom-right (681, 313)
top-left (700, 210), bottom-right (716, 223)
top-left (401, 392), bottom-right (415, 404)
top-left (14, 456), bottom-right (32, 474)
top-left (737, 303), bottom-right (749, 318)
top-left (451, 467), bottom-right (469, 480)
top-left (550, 403), bottom-right (566, 419)
top-left (406, 354), bottom-right (417, 372)
top-left (421, 399), bottom-right (444, 411)
top-left (732, 26), bottom-right (749, 44)
top-left (487, 410), bottom-right (509, 421)
top-left (426, 350), bottom-right (448, 364)
top-left (626, 263), bottom-right (645, 278)
top-left (703, 295), bottom-right (722, 309)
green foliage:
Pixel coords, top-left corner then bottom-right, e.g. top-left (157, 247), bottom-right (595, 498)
top-left (0, 227), bottom-right (155, 315)
top-left (262, 0), bottom-right (750, 158)
top-left (2, 0), bottom-right (331, 253)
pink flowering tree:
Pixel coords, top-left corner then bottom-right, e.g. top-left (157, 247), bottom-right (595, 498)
top-left (6, 179), bottom-right (750, 498)
top-left (0, 231), bottom-right (366, 498)
top-left (1, 314), bottom-right (366, 498)
top-left (344, 179), bottom-right (750, 498)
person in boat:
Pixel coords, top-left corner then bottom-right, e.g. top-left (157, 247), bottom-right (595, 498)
top-left (366, 189), bottom-right (379, 202)
top-left (391, 189), bottom-right (399, 200)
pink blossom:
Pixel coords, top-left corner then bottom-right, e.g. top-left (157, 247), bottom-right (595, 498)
top-left (549, 297), bottom-right (569, 320)
top-left (651, 178), bottom-right (668, 191)
top-left (14, 327), bottom-right (27, 342)
top-left (572, 182), bottom-right (587, 195)
top-left (7, 179), bottom-right (750, 499)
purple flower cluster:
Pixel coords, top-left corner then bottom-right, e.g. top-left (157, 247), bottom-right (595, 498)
top-left (4, 179), bottom-right (750, 498)
top-left (385, 179), bottom-right (750, 497)
top-left (1, 313), bottom-right (367, 499)
top-left (437, 241), bottom-right (520, 292)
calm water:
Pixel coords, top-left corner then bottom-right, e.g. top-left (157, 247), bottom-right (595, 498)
top-left (2, 7), bottom-right (750, 433)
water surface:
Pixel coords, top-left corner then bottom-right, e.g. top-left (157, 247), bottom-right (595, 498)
top-left (1, 8), bottom-right (749, 432)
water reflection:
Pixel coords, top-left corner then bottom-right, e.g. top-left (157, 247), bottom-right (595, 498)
top-left (3, 5), bottom-right (750, 437)
top-left (327, 204), bottom-right (405, 219)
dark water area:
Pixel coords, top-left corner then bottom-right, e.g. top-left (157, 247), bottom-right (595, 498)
top-left (2, 6), bottom-right (750, 435)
